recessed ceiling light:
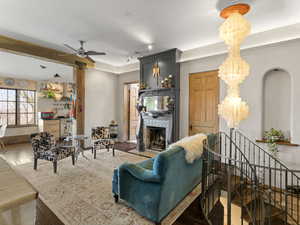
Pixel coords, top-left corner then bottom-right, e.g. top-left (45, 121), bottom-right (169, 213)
top-left (54, 73), bottom-right (61, 78)
top-left (148, 44), bottom-right (153, 51)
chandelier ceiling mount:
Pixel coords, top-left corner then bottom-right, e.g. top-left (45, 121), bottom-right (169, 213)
top-left (220, 3), bottom-right (250, 19)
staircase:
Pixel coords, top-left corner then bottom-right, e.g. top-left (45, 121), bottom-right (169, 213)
top-left (201, 129), bottom-right (300, 225)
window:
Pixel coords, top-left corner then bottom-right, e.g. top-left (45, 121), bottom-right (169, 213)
top-left (0, 89), bottom-right (16, 126)
top-left (0, 88), bottom-right (36, 126)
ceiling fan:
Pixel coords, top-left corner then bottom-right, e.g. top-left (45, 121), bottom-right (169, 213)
top-left (63, 40), bottom-right (106, 63)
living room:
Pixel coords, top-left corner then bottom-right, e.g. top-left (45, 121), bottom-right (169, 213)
top-left (0, 0), bottom-right (300, 225)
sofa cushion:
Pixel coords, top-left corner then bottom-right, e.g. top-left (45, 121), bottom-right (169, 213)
top-left (137, 158), bottom-right (155, 170)
top-left (113, 158), bottom-right (155, 196)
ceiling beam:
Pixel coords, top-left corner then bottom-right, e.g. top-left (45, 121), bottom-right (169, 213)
top-left (0, 35), bottom-right (94, 68)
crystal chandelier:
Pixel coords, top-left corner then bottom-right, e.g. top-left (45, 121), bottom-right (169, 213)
top-left (218, 4), bottom-right (251, 128)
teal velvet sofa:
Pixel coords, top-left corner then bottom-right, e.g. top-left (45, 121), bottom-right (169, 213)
top-left (112, 145), bottom-right (204, 224)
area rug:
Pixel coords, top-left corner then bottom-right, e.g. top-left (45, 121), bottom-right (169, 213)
top-left (14, 150), bottom-right (201, 225)
top-left (114, 141), bottom-right (137, 152)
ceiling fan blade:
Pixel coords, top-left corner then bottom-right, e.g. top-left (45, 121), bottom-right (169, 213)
top-left (85, 51), bottom-right (106, 56)
top-left (86, 56), bottom-right (95, 63)
top-left (64, 44), bottom-right (78, 53)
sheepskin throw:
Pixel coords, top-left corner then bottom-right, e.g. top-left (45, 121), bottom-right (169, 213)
top-left (170, 133), bottom-right (207, 164)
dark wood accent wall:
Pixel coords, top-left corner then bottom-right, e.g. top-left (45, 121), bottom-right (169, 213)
top-left (138, 49), bottom-right (181, 142)
top-left (75, 66), bottom-right (85, 135)
top-left (139, 49), bottom-right (181, 90)
top-left (0, 35), bottom-right (94, 68)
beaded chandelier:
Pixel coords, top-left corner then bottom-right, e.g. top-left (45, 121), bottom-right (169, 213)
top-left (218, 4), bottom-right (251, 128)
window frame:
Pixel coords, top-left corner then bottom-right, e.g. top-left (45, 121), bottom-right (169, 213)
top-left (0, 87), bottom-right (37, 128)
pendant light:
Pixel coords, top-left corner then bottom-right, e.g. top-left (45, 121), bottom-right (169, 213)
top-left (218, 3), bottom-right (251, 128)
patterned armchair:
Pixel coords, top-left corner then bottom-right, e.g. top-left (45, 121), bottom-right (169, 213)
top-left (91, 127), bottom-right (115, 159)
top-left (31, 132), bottom-right (75, 173)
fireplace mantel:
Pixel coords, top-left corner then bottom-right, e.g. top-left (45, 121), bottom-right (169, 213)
top-left (136, 49), bottom-right (181, 152)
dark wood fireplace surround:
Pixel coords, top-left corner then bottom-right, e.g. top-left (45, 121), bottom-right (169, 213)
top-left (137, 49), bottom-right (181, 151)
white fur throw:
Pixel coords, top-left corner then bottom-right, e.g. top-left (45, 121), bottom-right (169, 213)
top-left (170, 133), bottom-right (207, 164)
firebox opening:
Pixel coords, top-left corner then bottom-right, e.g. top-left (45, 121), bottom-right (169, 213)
top-left (146, 126), bottom-right (166, 151)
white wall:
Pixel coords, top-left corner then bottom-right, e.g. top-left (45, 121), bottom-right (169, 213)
top-left (85, 68), bottom-right (118, 136)
top-left (180, 39), bottom-right (300, 169)
top-left (116, 71), bottom-right (139, 140)
top-left (4, 68), bottom-right (118, 138)
top-left (37, 98), bottom-right (70, 118)
top-left (181, 39), bottom-right (300, 140)
top-left (115, 39), bottom-right (300, 169)
top-left (263, 69), bottom-right (291, 134)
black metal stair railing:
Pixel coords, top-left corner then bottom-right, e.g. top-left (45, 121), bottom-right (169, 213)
top-left (201, 131), bottom-right (263, 225)
top-left (233, 129), bottom-right (300, 225)
top-left (201, 130), bottom-right (300, 225)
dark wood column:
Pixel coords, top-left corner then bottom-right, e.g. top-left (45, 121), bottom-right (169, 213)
top-left (75, 65), bottom-right (85, 135)
top-left (0, 35), bottom-right (94, 68)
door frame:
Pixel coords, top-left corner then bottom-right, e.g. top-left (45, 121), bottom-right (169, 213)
top-left (123, 81), bottom-right (139, 141)
top-left (188, 70), bottom-right (220, 135)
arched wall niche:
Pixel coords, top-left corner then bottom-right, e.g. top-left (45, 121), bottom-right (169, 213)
top-left (262, 68), bottom-right (291, 139)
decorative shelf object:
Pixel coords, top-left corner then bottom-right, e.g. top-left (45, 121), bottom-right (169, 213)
top-left (139, 87), bottom-right (177, 94)
top-left (256, 140), bottom-right (299, 147)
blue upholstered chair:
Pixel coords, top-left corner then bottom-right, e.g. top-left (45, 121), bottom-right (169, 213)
top-left (112, 145), bottom-right (204, 224)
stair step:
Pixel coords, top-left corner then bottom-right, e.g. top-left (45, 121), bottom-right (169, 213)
top-left (211, 130), bottom-right (300, 224)
top-left (262, 189), bottom-right (300, 225)
top-left (241, 203), bottom-right (284, 222)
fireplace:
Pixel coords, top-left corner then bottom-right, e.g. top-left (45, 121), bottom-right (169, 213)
top-left (136, 49), bottom-right (181, 152)
top-left (142, 115), bottom-right (172, 151)
top-left (146, 126), bottom-right (166, 151)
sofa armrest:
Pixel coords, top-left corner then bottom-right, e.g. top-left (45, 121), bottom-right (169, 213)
top-left (119, 163), bottom-right (162, 183)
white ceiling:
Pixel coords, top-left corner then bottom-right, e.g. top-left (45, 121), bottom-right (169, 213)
top-left (0, 51), bottom-right (73, 81)
top-left (0, 0), bottom-right (300, 67)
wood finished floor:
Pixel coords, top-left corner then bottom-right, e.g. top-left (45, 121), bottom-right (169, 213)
top-left (0, 143), bottom-right (233, 225)
top-left (0, 143), bottom-right (33, 166)
top-left (0, 143), bottom-right (36, 225)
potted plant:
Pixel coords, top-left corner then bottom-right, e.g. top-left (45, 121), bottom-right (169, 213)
top-left (43, 90), bottom-right (56, 99)
top-left (263, 128), bottom-right (285, 156)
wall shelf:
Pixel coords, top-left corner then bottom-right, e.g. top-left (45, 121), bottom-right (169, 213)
top-left (256, 139), bottom-right (299, 147)
top-left (139, 87), bottom-right (177, 94)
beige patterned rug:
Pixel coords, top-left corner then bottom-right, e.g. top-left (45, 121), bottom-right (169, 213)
top-left (14, 150), bottom-right (201, 225)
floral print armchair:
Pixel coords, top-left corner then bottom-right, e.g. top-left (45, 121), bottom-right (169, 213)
top-left (31, 132), bottom-right (75, 173)
top-left (91, 127), bottom-right (115, 159)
